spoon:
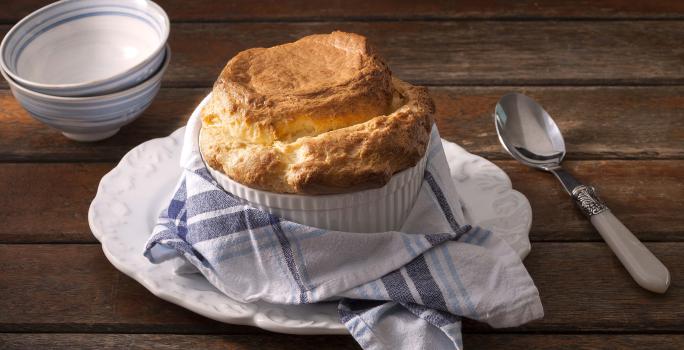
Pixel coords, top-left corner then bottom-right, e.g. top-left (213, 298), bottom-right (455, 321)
top-left (494, 93), bottom-right (670, 294)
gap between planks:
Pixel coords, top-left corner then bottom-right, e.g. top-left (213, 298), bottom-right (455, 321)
top-left (3, 17), bottom-right (684, 26)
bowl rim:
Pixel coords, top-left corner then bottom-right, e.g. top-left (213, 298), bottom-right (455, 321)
top-left (0, 0), bottom-right (170, 91)
top-left (1, 45), bottom-right (170, 102)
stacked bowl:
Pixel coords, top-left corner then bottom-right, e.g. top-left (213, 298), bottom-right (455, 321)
top-left (0, 0), bottom-right (170, 141)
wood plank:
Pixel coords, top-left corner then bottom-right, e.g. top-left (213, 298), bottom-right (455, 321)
top-left (505, 242), bottom-right (684, 332)
top-left (0, 88), bottom-right (206, 162)
top-left (1, 86), bottom-right (682, 162)
top-left (3, 0), bottom-right (684, 23)
top-left (464, 334), bottom-right (684, 349)
top-left (435, 86), bottom-right (684, 160)
top-left (0, 164), bottom-right (681, 244)
top-left (2, 21), bottom-right (684, 87)
top-left (0, 163), bottom-right (113, 243)
top-left (503, 159), bottom-right (684, 242)
top-left (1, 334), bottom-right (682, 350)
top-left (0, 333), bottom-right (359, 350)
top-left (0, 244), bottom-right (262, 334)
top-left (133, 21), bottom-right (684, 86)
top-left (0, 243), bottom-right (682, 333)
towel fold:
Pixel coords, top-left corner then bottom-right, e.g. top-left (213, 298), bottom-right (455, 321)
top-left (144, 111), bottom-right (543, 349)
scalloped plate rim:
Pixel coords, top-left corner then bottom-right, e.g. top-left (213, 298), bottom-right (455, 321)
top-left (88, 126), bottom-right (532, 335)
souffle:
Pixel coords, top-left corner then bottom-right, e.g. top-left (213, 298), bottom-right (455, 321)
top-left (200, 31), bottom-right (435, 194)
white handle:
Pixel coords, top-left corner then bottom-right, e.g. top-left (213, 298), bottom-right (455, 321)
top-left (591, 210), bottom-right (670, 293)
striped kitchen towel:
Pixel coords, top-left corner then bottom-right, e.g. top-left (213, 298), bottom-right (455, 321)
top-left (144, 112), bottom-right (544, 349)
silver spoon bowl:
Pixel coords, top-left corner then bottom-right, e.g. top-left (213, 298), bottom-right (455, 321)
top-left (495, 93), bottom-right (670, 294)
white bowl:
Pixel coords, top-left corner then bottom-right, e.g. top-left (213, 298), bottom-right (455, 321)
top-left (192, 94), bottom-right (432, 233)
top-left (2, 45), bottom-right (170, 142)
top-left (0, 0), bottom-right (169, 97)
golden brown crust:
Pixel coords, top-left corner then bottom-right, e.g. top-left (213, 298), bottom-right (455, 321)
top-left (200, 31), bottom-right (435, 194)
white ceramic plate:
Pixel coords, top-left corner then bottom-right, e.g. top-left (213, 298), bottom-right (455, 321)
top-left (89, 128), bottom-right (532, 335)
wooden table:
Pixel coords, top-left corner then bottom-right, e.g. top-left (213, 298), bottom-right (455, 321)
top-left (1, 1), bottom-right (683, 349)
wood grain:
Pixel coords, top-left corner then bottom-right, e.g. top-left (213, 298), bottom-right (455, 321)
top-left (463, 334), bottom-right (684, 349)
top-left (1, 1), bottom-right (682, 348)
top-left (1, 333), bottom-right (682, 350)
top-left (3, 0), bottom-right (684, 23)
top-left (0, 333), bottom-right (360, 350)
top-left (0, 160), bottom-right (682, 243)
top-left (0, 88), bottom-right (206, 162)
top-left (2, 21), bottom-right (684, 87)
top-left (1, 86), bottom-right (682, 162)
top-left (502, 159), bottom-right (684, 241)
top-left (435, 86), bottom-right (684, 160)
top-left (0, 243), bottom-right (682, 333)
top-left (0, 163), bottom-right (112, 243)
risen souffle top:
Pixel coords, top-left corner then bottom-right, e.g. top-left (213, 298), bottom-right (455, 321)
top-left (199, 31), bottom-right (434, 194)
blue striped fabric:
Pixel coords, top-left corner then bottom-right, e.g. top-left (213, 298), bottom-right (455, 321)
top-left (144, 118), bottom-right (544, 350)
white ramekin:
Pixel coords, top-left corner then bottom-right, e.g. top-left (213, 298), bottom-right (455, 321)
top-left (198, 108), bottom-right (430, 233)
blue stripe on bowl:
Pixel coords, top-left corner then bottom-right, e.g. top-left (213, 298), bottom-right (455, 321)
top-left (6, 2), bottom-right (165, 67)
top-left (20, 87), bottom-right (159, 129)
top-left (15, 80), bottom-right (161, 115)
top-left (11, 12), bottom-right (161, 70)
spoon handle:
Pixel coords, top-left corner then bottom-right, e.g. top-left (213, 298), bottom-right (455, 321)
top-left (572, 185), bottom-right (671, 293)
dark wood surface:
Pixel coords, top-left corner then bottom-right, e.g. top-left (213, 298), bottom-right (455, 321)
top-left (1, 243), bottom-right (683, 333)
top-left (3, 0), bottom-right (684, 22)
top-left (2, 86), bottom-right (683, 161)
top-left (1, 1), bottom-right (683, 349)
top-left (1, 334), bottom-right (683, 350)
top-left (1, 160), bottom-right (682, 243)
top-left (4, 21), bottom-right (684, 88)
